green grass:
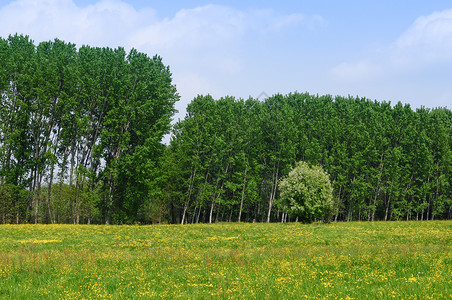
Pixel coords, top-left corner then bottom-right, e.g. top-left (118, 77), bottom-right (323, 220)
top-left (0, 221), bottom-right (450, 299)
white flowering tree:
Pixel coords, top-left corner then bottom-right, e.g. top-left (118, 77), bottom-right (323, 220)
top-left (279, 161), bottom-right (334, 222)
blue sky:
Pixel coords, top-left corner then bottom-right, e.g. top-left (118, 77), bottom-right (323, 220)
top-left (1, 0), bottom-right (451, 122)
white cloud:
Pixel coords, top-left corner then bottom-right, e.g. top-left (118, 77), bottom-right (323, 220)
top-left (245, 8), bottom-right (320, 34)
top-left (0, 0), bottom-right (156, 47)
top-left (127, 5), bottom-right (315, 57)
top-left (330, 8), bottom-right (452, 93)
top-left (0, 0), bottom-right (317, 75)
top-left (330, 60), bottom-right (382, 82)
top-left (129, 5), bottom-right (244, 51)
top-left (0, 0), bottom-right (327, 116)
top-left (393, 8), bottom-right (452, 66)
top-left (397, 9), bottom-right (452, 49)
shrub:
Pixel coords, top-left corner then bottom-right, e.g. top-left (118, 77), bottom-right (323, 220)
top-left (279, 161), bottom-right (334, 222)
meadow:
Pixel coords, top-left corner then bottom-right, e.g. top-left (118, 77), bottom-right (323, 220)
top-left (0, 221), bottom-right (450, 299)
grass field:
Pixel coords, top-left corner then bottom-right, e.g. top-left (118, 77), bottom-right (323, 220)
top-left (0, 221), bottom-right (450, 299)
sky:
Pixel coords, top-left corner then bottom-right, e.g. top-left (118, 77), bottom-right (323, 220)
top-left (1, 0), bottom-right (451, 123)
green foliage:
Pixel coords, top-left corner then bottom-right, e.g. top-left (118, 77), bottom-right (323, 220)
top-left (166, 93), bottom-right (451, 223)
top-left (1, 34), bottom-right (451, 224)
top-left (0, 34), bottom-right (178, 224)
top-left (279, 161), bottom-right (334, 222)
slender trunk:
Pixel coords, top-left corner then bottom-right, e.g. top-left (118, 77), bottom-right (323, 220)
top-left (238, 167), bottom-right (247, 222)
top-left (104, 167), bottom-right (117, 225)
top-left (267, 162), bottom-right (279, 223)
top-left (209, 164), bottom-right (229, 224)
top-left (181, 203), bottom-right (188, 225)
top-left (196, 206), bottom-right (202, 223)
top-left (215, 203), bottom-right (221, 223)
top-left (373, 152), bottom-right (385, 222)
top-left (75, 177), bottom-right (83, 225)
top-left (254, 202), bottom-right (260, 223)
top-left (209, 200), bottom-right (215, 224)
top-left (385, 182), bottom-right (393, 221)
top-left (371, 186), bottom-right (380, 222)
top-left (335, 185), bottom-right (342, 222)
top-left (181, 168), bottom-right (196, 225)
top-left (191, 206), bottom-right (197, 224)
top-left (69, 140), bottom-right (76, 224)
top-left (14, 212), bottom-right (18, 224)
top-left (47, 167), bottom-right (55, 224)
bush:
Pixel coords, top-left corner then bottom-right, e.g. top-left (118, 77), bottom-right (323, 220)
top-left (279, 161), bottom-right (334, 222)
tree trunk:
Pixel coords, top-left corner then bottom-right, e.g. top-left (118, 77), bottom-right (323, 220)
top-left (181, 202), bottom-right (188, 225)
top-left (266, 163), bottom-right (279, 223)
top-left (209, 200), bottom-right (215, 224)
top-left (215, 203), bottom-right (221, 223)
top-left (191, 206), bottom-right (197, 224)
top-left (47, 167), bottom-right (55, 224)
top-left (209, 164), bottom-right (229, 224)
top-left (196, 206), bottom-right (202, 223)
top-left (384, 184), bottom-right (393, 221)
top-left (181, 168), bottom-right (196, 225)
top-left (238, 167), bottom-right (247, 222)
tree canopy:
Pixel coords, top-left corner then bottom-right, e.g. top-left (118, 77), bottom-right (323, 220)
top-left (162, 94), bottom-right (451, 223)
top-left (0, 34), bottom-right (178, 224)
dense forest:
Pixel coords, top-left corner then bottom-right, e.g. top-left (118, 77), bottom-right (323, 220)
top-left (0, 35), bottom-right (178, 224)
top-left (165, 95), bottom-right (451, 223)
top-left (1, 35), bottom-right (451, 224)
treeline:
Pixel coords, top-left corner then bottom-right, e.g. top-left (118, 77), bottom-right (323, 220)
top-left (1, 35), bottom-right (451, 224)
top-left (162, 94), bottom-right (452, 223)
top-left (0, 35), bottom-right (178, 224)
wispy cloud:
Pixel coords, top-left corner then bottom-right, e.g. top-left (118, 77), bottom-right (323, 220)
top-left (394, 8), bottom-right (452, 66)
top-left (397, 9), bottom-right (452, 49)
top-left (330, 60), bottom-right (382, 83)
top-left (127, 4), bottom-right (323, 55)
top-left (331, 8), bottom-right (452, 82)
top-left (0, 0), bottom-right (156, 47)
top-left (0, 0), bottom-right (321, 77)
top-left (325, 8), bottom-right (452, 108)
top-left (0, 0), bottom-right (327, 118)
